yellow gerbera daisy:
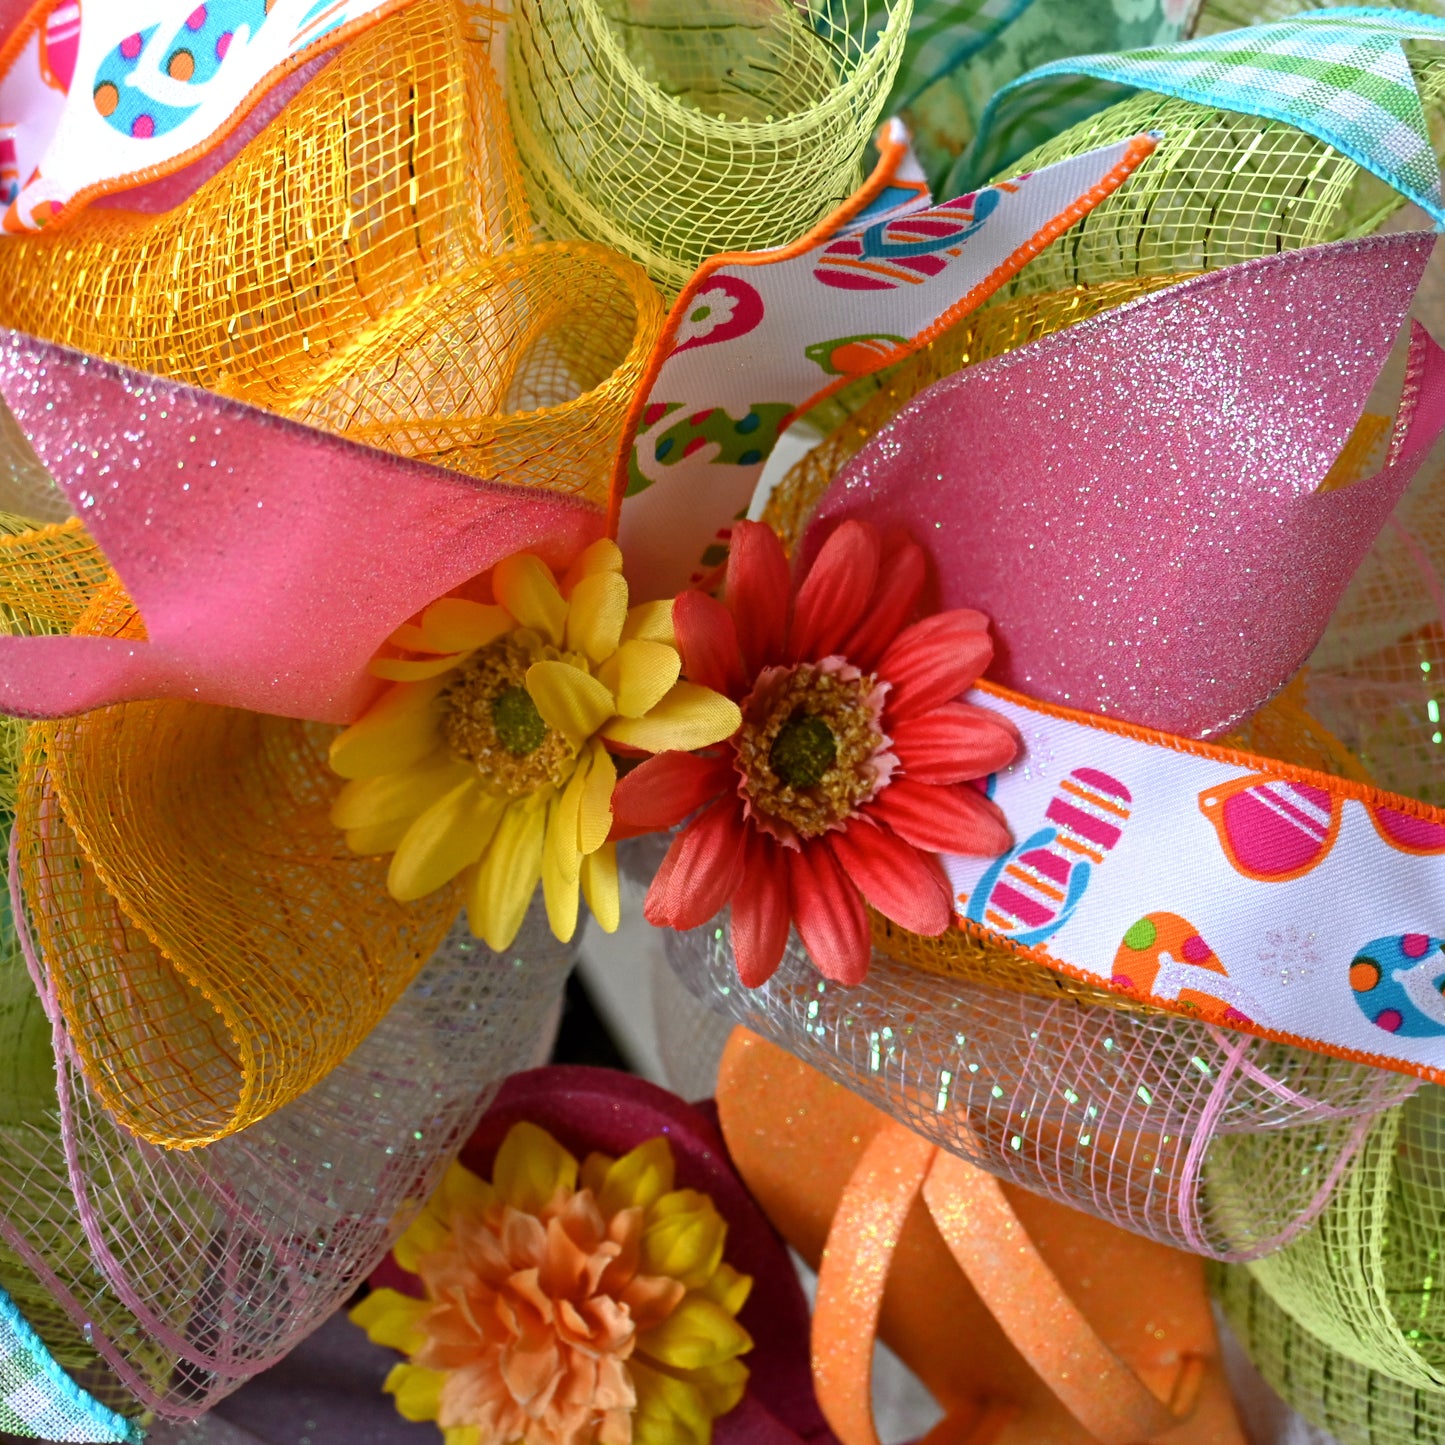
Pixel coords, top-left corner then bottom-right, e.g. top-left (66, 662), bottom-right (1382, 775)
top-left (352, 1123), bottom-right (753, 1445)
top-left (329, 539), bottom-right (740, 950)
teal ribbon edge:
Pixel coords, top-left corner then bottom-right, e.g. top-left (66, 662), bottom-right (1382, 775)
top-left (0, 1285), bottom-right (143, 1444)
top-left (957, 6), bottom-right (1445, 223)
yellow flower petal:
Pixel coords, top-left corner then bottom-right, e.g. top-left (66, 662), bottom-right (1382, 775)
top-left (443, 1429), bottom-right (482, 1445)
top-left (393, 1200), bottom-right (451, 1273)
top-left (693, 1354), bottom-right (750, 1418)
top-left (641, 1191), bottom-right (727, 1289)
top-left (701, 1261), bottom-right (753, 1316)
top-left (599, 1136), bottom-right (675, 1217)
top-left (601, 683), bottom-right (741, 753)
top-left (631, 1360), bottom-right (712, 1445)
top-left (565, 571), bottom-right (630, 666)
top-left (350, 1288), bottom-right (430, 1354)
top-left (621, 598), bottom-right (676, 647)
top-left (542, 794), bottom-right (581, 943)
top-left (492, 1121), bottom-right (578, 1214)
top-left (579, 741), bottom-right (615, 855)
top-left (345, 816), bottom-right (413, 856)
top-left (580, 1151), bottom-right (614, 1197)
top-left (560, 537), bottom-right (624, 597)
top-left (331, 755), bottom-right (472, 829)
top-left (526, 659), bottom-right (616, 749)
top-left (388, 621), bottom-right (431, 651)
top-left (388, 781), bottom-right (505, 902)
top-left (581, 842), bottom-right (620, 934)
top-left (548, 752), bottom-right (589, 886)
top-left (595, 639), bottom-right (681, 719)
top-left (493, 552), bottom-right (567, 646)
top-left (330, 677), bottom-right (449, 779)
top-left (437, 1160), bottom-right (499, 1217)
top-left (638, 1294), bottom-right (753, 1372)
top-left (370, 652), bottom-right (470, 682)
top-left (421, 598), bottom-right (513, 653)
top-left (385, 1363), bottom-right (445, 1423)
top-left (468, 797), bottom-right (547, 951)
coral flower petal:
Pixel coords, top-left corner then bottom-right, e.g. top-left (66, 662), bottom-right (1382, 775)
top-left (826, 822), bottom-right (951, 936)
top-left (527, 660), bottom-right (617, 748)
top-left (674, 591), bottom-right (746, 697)
top-left (892, 702), bottom-right (1021, 783)
top-left (724, 521), bottom-right (790, 675)
top-left (644, 797), bottom-right (749, 931)
top-left (787, 520), bottom-right (880, 662)
top-left (388, 779), bottom-right (503, 902)
top-left (601, 682), bottom-right (741, 752)
top-left (879, 610), bottom-right (994, 719)
top-left (421, 599), bottom-right (514, 653)
top-left (581, 842), bottom-right (621, 933)
top-left (867, 775), bottom-right (1013, 856)
top-left (328, 676), bottom-right (449, 779)
top-left (596, 638), bottom-right (681, 718)
top-left (493, 553), bottom-right (569, 646)
top-left (787, 843), bottom-right (870, 985)
top-left (840, 532), bottom-right (928, 671)
top-left (469, 798), bottom-right (548, 951)
top-left (566, 571), bottom-right (631, 665)
top-left (611, 750), bottom-right (735, 834)
top-left (731, 830), bottom-right (790, 988)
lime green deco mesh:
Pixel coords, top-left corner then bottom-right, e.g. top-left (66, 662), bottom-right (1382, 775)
top-left (1214, 1264), bottom-right (1445, 1444)
top-left (507, 0), bottom-right (910, 294)
top-left (988, 47), bottom-right (1445, 299)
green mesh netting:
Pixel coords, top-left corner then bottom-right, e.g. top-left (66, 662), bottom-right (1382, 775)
top-left (507, 0), bottom-right (911, 293)
top-left (1215, 1262), bottom-right (1445, 1444)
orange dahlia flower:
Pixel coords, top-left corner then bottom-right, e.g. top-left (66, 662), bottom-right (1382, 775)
top-left (613, 520), bottom-right (1020, 987)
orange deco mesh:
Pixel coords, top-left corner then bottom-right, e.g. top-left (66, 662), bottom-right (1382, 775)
top-left (0, 0), bottom-right (531, 413)
top-left (16, 586), bottom-right (458, 1148)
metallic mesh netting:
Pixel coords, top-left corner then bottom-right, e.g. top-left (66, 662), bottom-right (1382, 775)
top-left (2, 882), bottom-right (577, 1421)
top-left (286, 242), bottom-right (664, 506)
top-left (0, 0), bottom-right (529, 413)
top-left (1214, 1263), bottom-right (1445, 1443)
top-left (18, 653), bottom-right (460, 1146)
top-left (508, 0), bottom-right (911, 293)
top-left (667, 921), bottom-right (1413, 1261)
top-left (1244, 1086), bottom-right (1445, 1390)
top-left (0, 0), bottom-right (666, 510)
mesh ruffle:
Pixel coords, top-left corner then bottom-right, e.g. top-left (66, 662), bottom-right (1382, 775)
top-left (508, 0), bottom-right (911, 293)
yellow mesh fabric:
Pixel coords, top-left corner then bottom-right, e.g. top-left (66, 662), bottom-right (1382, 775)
top-left (0, 519), bottom-right (111, 636)
top-left (288, 244), bottom-right (663, 501)
top-left (0, 0), bottom-right (528, 411)
top-left (16, 587), bottom-right (457, 1147)
top-left (508, 0), bottom-right (911, 294)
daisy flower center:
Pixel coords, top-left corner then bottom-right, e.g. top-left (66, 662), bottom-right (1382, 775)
top-left (736, 661), bottom-right (891, 841)
top-left (440, 634), bottom-right (576, 798)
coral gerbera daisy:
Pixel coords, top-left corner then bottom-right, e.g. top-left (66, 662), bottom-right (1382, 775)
top-left (329, 540), bottom-right (741, 951)
top-left (612, 519), bottom-right (1020, 986)
top-left (352, 1122), bottom-right (753, 1445)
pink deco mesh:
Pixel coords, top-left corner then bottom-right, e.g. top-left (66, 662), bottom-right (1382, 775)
top-left (3, 856), bottom-right (574, 1420)
top-left (664, 915), bottom-right (1414, 1261)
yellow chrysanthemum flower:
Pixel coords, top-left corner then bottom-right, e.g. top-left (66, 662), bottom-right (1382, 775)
top-left (329, 540), bottom-right (740, 950)
top-left (351, 1123), bottom-right (753, 1445)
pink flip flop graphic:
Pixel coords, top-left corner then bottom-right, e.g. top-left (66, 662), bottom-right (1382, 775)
top-left (965, 767), bottom-right (1132, 945)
